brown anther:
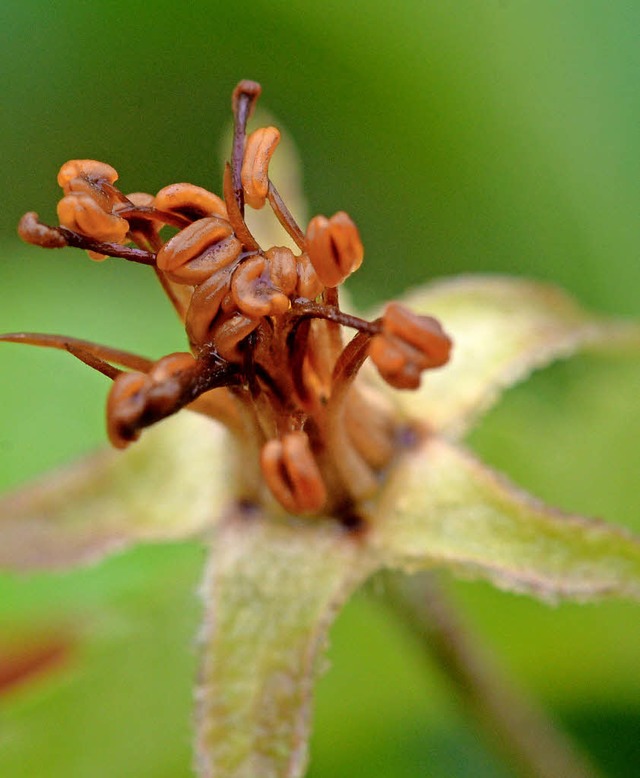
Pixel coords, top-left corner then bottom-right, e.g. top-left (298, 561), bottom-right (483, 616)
top-left (57, 160), bottom-right (119, 191)
top-left (383, 303), bottom-right (452, 367)
top-left (106, 371), bottom-right (150, 448)
top-left (306, 211), bottom-right (364, 288)
top-left (232, 80), bottom-right (262, 116)
top-left (231, 255), bottom-right (291, 319)
top-left (154, 183), bottom-right (227, 222)
top-left (213, 312), bottom-right (260, 362)
top-left (156, 216), bottom-right (242, 285)
top-left (295, 253), bottom-right (324, 300)
top-left (241, 126), bottom-right (281, 209)
top-left (148, 351), bottom-right (197, 382)
top-left (186, 269), bottom-right (233, 347)
top-left (17, 212), bottom-right (67, 249)
top-left (369, 303), bottom-right (452, 389)
top-left (265, 246), bottom-right (298, 297)
top-left (260, 432), bottom-right (327, 514)
top-left (57, 193), bottom-right (129, 244)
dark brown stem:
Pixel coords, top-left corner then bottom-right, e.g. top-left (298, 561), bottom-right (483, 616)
top-left (383, 572), bottom-right (603, 778)
top-left (291, 301), bottom-right (382, 335)
top-left (267, 181), bottom-right (306, 251)
top-left (231, 80), bottom-right (262, 216)
top-left (223, 164), bottom-right (260, 251)
top-left (115, 204), bottom-right (192, 230)
top-left (329, 329), bottom-right (373, 407)
top-left (57, 227), bottom-right (157, 264)
top-left (0, 333), bottom-right (154, 373)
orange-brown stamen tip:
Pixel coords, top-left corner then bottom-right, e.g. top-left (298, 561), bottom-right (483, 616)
top-left (12, 79), bottom-right (455, 519)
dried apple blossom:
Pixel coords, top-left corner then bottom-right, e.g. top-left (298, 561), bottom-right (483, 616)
top-left (3, 80), bottom-right (640, 778)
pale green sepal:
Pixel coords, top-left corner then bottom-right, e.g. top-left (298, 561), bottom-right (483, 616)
top-left (0, 412), bottom-right (229, 571)
top-left (196, 505), bottom-right (375, 778)
top-left (370, 435), bottom-right (640, 601)
top-left (385, 275), bottom-right (640, 438)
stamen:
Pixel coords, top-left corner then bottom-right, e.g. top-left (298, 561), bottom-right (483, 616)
top-left (57, 193), bottom-right (129, 243)
top-left (231, 254), bottom-right (290, 318)
top-left (10, 79), bottom-right (455, 519)
top-left (267, 181), bottom-right (306, 251)
top-left (0, 333), bottom-right (154, 373)
top-left (231, 80), bottom-right (262, 215)
top-left (154, 183), bottom-right (228, 222)
top-left (222, 164), bottom-right (260, 252)
top-left (156, 216), bottom-right (242, 285)
top-left (260, 432), bottom-right (327, 514)
top-left (241, 126), bottom-right (281, 210)
top-left (18, 212), bottom-right (68, 249)
top-left (306, 212), bottom-right (364, 288)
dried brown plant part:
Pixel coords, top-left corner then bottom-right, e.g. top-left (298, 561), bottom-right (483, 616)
top-left (266, 181), bottom-right (307, 251)
top-left (57, 193), bottom-right (130, 244)
top-left (324, 329), bottom-right (382, 501)
top-left (156, 216), bottom-right (242, 285)
top-left (0, 332), bottom-right (154, 373)
top-left (0, 632), bottom-right (75, 698)
top-left (306, 211), bottom-right (364, 288)
top-left (185, 274), bottom-right (232, 348)
top-left (230, 79), bottom-right (262, 213)
top-left (17, 212), bottom-right (68, 248)
top-left (241, 126), bottom-right (281, 209)
top-left (260, 432), bottom-right (327, 515)
top-left (57, 159), bottom-right (120, 192)
top-left (369, 302), bottom-right (452, 390)
top-left (106, 352), bottom-right (238, 448)
top-left (231, 254), bottom-right (291, 318)
top-left (154, 183), bottom-right (228, 222)
top-left (294, 253), bottom-right (324, 300)
top-left (222, 163), bottom-right (260, 251)
top-left (213, 312), bottom-right (260, 362)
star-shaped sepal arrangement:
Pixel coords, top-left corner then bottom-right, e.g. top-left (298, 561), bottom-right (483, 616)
top-left (2, 80), bottom-right (640, 778)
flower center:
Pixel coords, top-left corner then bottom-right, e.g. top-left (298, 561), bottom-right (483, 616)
top-left (9, 80), bottom-right (452, 520)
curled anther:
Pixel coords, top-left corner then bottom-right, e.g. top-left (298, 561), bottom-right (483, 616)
top-left (213, 312), bottom-right (260, 361)
top-left (186, 269), bottom-right (234, 347)
top-left (295, 253), bottom-right (324, 300)
top-left (57, 193), bottom-right (130, 245)
top-left (156, 216), bottom-right (242, 285)
top-left (306, 211), bottom-right (364, 288)
top-left (17, 212), bottom-right (67, 248)
top-left (154, 183), bottom-right (227, 222)
top-left (260, 432), bottom-right (327, 514)
top-left (106, 371), bottom-right (151, 448)
top-left (57, 160), bottom-right (120, 191)
top-left (369, 302), bottom-right (452, 389)
top-left (231, 254), bottom-right (291, 318)
top-left (241, 126), bottom-right (281, 209)
top-left (106, 352), bottom-right (200, 448)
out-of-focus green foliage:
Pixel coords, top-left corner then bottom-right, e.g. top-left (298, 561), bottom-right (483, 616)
top-left (1, 2), bottom-right (639, 776)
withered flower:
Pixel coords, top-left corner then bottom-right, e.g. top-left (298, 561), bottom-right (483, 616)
top-left (2, 80), bottom-right (640, 778)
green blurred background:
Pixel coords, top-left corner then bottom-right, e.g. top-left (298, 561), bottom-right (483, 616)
top-left (1, 1), bottom-right (639, 776)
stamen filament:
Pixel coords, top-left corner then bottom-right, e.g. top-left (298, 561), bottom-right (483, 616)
top-left (267, 181), bottom-right (306, 251)
top-left (231, 80), bottom-right (262, 215)
top-left (0, 333), bottom-right (154, 373)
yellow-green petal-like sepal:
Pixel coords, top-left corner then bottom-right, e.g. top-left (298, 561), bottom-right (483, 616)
top-left (0, 412), bottom-right (229, 571)
top-left (196, 506), bottom-right (376, 778)
top-left (370, 436), bottom-right (640, 601)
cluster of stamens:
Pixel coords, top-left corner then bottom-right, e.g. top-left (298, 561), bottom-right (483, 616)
top-left (8, 80), bottom-right (452, 521)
